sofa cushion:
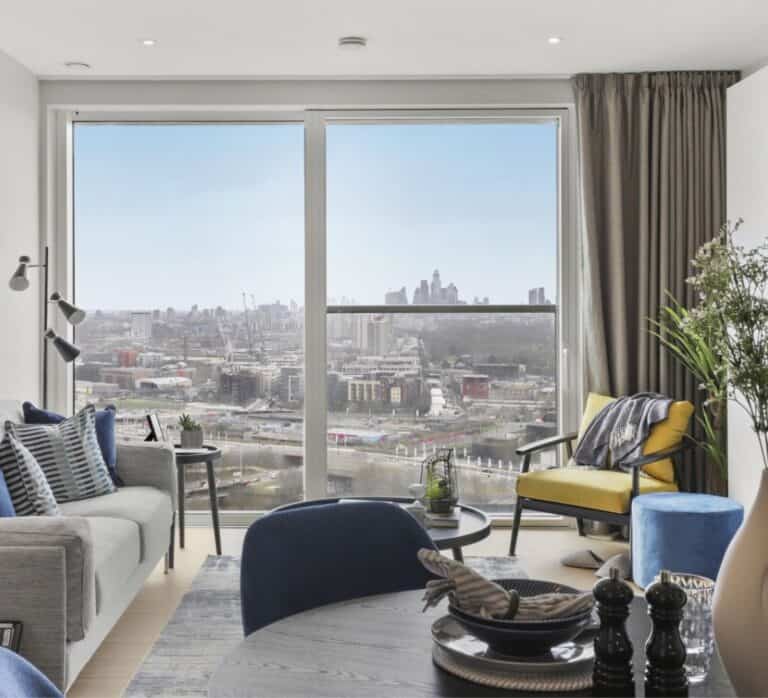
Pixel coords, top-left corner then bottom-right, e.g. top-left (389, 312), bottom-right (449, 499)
top-left (22, 402), bottom-right (123, 487)
top-left (8, 405), bottom-right (116, 503)
top-left (0, 435), bottom-right (61, 516)
top-left (85, 517), bottom-right (141, 614)
top-left (59, 487), bottom-right (172, 564)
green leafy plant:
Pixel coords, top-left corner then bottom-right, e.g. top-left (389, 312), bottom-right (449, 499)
top-left (178, 413), bottom-right (202, 431)
top-left (687, 219), bottom-right (768, 470)
top-left (649, 294), bottom-right (728, 479)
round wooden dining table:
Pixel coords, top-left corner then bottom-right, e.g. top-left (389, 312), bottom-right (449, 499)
top-left (208, 589), bottom-right (734, 697)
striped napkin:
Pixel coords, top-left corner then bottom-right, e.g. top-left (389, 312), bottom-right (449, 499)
top-left (418, 549), bottom-right (594, 620)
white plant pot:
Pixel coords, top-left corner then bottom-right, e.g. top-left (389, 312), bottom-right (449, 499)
top-left (712, 468), bottom-right (768, 697)
top-left (180, 429), bottom-right (204, 449)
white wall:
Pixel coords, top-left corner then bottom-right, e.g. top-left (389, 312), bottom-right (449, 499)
top-left (0, 50), bottom-right (39, 402)
top-left (726, 67), bottom-right (768, 508)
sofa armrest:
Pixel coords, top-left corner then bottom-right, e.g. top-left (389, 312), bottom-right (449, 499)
top-left (0, 516), bottom-right (95, 688)
top-left (116, 441), bottom-right (177, 508)
top-left (0, 546), bottom-right (68, 690)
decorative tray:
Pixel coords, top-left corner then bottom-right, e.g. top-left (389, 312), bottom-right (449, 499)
top-left (432, 615), bottom-right (595, 692)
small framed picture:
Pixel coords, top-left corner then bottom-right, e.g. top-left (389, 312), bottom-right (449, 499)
top-left (0, 622), bottom-right (23, 652)
top-left (145, 413), bottom-right (166, 443)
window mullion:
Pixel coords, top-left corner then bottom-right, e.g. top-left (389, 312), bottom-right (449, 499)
top-left (303, 112), bottom-right (328, 499)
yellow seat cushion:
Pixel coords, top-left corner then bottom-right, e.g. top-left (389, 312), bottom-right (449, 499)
top-left (516, 467), bottom-right (678, 514)
top-left (576, 393), bottom-right (693, 483)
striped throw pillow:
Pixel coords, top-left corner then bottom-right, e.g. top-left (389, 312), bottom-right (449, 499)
top-left (7, 404), bottom-right (116, 503)
top-left (0, 434), bottom-right (61, 516)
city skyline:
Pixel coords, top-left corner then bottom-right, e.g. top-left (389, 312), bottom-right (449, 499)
top-left (74, 122), bottom-right (557, 310)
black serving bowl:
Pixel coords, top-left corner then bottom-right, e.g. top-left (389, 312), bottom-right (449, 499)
top-left (448, 579), bottom-right (592, 656)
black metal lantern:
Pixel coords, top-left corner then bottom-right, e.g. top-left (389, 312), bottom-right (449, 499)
top-left (421, 447), bottom-right (459, 514)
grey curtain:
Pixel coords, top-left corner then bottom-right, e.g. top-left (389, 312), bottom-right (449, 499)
top-left (573, 71), bottom-right (739, 492)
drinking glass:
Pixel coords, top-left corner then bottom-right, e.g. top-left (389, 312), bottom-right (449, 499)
top-left (659, 572), bottom-right (715, 684)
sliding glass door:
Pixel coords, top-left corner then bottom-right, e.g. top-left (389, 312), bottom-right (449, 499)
top-left (70, 111), bottom-right (570, 516)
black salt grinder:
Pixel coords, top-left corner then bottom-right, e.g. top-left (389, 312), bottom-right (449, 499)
top-left (593, 566), bottom-right (635, 697)
top-left (645, 569), bottom-right (688, 697)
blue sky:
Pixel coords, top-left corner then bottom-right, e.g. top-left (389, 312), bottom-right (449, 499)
top-left (74, 121), bottom-right (557, 310)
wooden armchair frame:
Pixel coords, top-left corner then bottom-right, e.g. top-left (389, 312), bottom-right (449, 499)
top-left (508, 433), bottom-right (693, 556)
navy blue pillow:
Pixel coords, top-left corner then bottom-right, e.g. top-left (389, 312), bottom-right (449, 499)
top-left (0, 470), bottom-right (15, 517)
top-left (22, 402), bottom-right (123, 487)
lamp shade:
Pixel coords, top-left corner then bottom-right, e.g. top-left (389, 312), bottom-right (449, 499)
top-left (8, 256), bottom-right (30, 291)
top-left (44, 329), bottom-right (80, 363)
top-left (50, 293), bottom-right (86, 325)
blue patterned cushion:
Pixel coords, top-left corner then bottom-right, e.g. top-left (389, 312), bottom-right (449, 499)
top-left (7, 405), bottom-right (116, 503)
top-left (0, 435), bottom-right (60, 516)
top-left (23, 402), bottom-right (122, 486)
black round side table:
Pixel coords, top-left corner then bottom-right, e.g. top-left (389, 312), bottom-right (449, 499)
top-left (174, 445), bottom-right (222, 557)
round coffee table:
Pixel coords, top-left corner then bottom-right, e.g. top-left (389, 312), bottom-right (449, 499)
top-left (174, 445), bottom-right (223, 557)
top-left (274, 497), bottom-right (491, 561)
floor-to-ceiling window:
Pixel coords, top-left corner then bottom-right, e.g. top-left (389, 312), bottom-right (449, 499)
top-left (73, 123), bottom-right (306, 511)
top-left (70, 111), bottom-right (569, 517)
top-left (326, 120), bottom-right (559, 512)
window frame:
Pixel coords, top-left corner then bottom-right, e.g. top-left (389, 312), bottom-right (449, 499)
top-left (49, 105), bottom-right (580, 521)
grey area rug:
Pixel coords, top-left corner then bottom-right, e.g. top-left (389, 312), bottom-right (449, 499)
top-left (124, 554), bottom-right (527, 697)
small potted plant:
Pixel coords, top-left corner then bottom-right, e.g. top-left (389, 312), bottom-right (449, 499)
top-left (178, 413), bottom-right (203, 449)
top-left (421, 448), bottom-right (459, 514)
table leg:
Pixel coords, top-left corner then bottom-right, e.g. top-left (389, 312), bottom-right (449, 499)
top-left (177, 464), bottom-right (185, 550)
top-left (206, 459), bottom-right (222, 556)
top-left (168, 513), bottom-right (175, 570)
top-left (451, 547), bottom-right (464, 562)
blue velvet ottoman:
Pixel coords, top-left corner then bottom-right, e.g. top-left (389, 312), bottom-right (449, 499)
top-left (631, 492), bottom-right (743, 588)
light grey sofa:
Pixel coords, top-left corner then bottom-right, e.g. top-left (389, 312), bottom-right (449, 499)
top-left (0, 400), bottom-right (177, 691)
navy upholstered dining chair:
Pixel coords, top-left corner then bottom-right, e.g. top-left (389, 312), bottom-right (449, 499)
top-left (0, 648), bottom-right (63, 698)
top-left (240, 500), bottom-right (437, 636)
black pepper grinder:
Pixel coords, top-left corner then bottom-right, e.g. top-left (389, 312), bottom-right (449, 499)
top-left (645, 569), bottom-right (689, 698)
top-left (592, 566), bottom-right (635, 697)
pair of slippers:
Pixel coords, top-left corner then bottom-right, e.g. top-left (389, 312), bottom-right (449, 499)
top-left (561, 549), bottom-right (631, 579)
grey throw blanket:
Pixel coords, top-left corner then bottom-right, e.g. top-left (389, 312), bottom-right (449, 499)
top-left (573, 393), bottom-right (672, 467)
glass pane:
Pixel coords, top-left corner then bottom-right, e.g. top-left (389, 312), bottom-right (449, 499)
top-left (327, 122), bottom-right (558, 306)
top-left (73, 123), bottom-right (305, 510)
top-left (326, 121), bottom-right (559, 513)
top-left (327, 312), bottom-right (557, 513)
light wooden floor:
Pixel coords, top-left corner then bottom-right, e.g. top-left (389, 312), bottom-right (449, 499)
top-left (67, 525), bottom-right (630, 697)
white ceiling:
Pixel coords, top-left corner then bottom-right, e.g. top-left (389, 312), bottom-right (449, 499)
top-left (1, 0), bottom-right (767, 79)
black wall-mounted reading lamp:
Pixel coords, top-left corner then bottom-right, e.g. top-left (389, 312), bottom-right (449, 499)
top-left (8, 246), bottom-right (86, 406)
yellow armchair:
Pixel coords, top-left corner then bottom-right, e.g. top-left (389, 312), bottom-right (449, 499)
top-left (508, 395), bottom-right (694, 556)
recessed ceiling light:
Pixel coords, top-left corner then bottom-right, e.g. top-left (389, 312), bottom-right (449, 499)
top-left (140, 38), bottom-right (157, 47)
top-left (547, 36), bottom-right (562, 45)
top-left (63, 61), bottom-right (91, 70)
top-left (338, 36), bottom-right (367, 50)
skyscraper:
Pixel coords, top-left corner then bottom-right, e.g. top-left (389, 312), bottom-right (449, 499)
top-left (528, 287), bottom-right (546, 305)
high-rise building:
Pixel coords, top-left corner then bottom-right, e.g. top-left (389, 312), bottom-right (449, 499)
top-left (528, 287), bottom-right (546, 305)
top-left (352, 315), bottom-right (393, 355)
top-left (130, 311), bottom-right (153, 341)
top-left (384, 287), bottom-right (408, 305)
top-left (430, 269), bottom-right (442, 301)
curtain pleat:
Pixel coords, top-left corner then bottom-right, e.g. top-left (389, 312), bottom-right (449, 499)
top-left (573, 71), bottom-right (739, 493)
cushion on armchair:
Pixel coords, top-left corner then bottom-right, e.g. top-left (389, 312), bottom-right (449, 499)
top-left (575, 393), bottom-right (693, 483)
top-left (516, 467), bottom-right (678, 514)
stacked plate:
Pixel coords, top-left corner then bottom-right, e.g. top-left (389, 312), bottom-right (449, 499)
top-left (434, 579), bottom-right (597, 692)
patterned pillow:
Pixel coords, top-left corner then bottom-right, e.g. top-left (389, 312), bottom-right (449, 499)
top-left (0, 435), bottom-right (61, 516)
top-left (7, 405), bottom-right (116, 503)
